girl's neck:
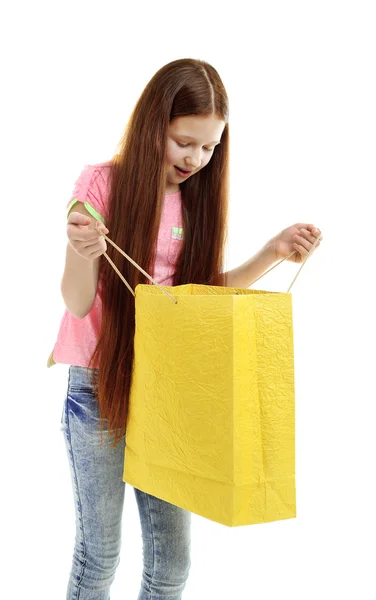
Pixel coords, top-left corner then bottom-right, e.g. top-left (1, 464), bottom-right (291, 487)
top-left (164, 184), bottom-right (180, 195)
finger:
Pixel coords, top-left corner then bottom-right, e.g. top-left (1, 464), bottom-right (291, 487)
top-left (293, 242), bottom-right (309, 257)
top-left (95, 227), bottom-right (109, 237)
top-left (71, 242), bottom-right (106, 260)
top-left (85, 241), bottom-right (107, 257)
top-left (95, 220), bottom-right (109, 233)
top-left (67, 212), bottom-right (92, 226)
top-left (293, 233), bottom-right (312, 252)
top-left (68, 228), bottom-right (106, 243)
top-left (299, 228), bottom-right (320, 245)
top-left (294, 224), bottom-right (322, 239)
top-left (293, 234), bottom-right (321, 257)
top-left (304, 224), bottom-right (323, 241)
top-left (67, 221), bottom-right (109, 241)
top-left (77, 238), bottom-right (106, 252)
top-left (294, 237), bottom-right (321, 255)
top-left (298, 229), bottom-right (323, 251)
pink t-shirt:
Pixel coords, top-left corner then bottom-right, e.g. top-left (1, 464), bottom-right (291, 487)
top-left (49, 161), bottom-right (184, 368)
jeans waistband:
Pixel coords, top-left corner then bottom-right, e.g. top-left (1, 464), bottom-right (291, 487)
top-left (68, 365), bottom-right (99, 389)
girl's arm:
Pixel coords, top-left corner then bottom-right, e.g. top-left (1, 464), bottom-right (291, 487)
top-left (60, 202), bottom-right (102, 319)
top-left (222, 223), bottom-right (322, 288)
top-left (223, 245), bottom-right (275, 288)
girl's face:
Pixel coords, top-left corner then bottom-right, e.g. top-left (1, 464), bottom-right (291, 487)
top-left (165, 114), bottom-right (226, 194)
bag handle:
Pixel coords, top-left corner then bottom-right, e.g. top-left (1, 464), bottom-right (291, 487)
top-left (96, 226), bottom-right (178, 304)
top-left (96, 225), bottom-right (321, 302)
top-left (247, 233), bottom-right (322, 292)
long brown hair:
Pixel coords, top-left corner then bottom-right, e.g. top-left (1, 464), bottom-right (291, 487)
top-left (89, 58), bottom-right (230, 446)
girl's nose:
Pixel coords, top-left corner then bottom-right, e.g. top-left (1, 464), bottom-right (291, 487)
top-left (185, 148), bottom-right (202, 170)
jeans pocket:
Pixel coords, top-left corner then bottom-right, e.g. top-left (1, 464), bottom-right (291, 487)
top-left (66, 387), bottom-right (101, 429)
top-left (60, 395), bottom-right (67, 432)
top-left (62, 367), bottom-right (101, 433)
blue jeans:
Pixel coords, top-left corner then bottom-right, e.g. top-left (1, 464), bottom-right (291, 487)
top-left (61, 366), bottom-right (192, 600)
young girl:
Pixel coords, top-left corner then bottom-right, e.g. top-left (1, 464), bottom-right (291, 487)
top-left (49, 58), bottom-right (322, 600)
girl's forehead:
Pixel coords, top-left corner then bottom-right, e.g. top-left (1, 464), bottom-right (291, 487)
top-left (169, 115), bottom-right (225, 140)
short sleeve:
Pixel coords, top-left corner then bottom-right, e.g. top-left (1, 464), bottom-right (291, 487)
top-left (66, 164), bottom-right (110, 225)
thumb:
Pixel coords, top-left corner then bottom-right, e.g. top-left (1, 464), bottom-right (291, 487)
top-left (68, 211), bottom-right (91, 226)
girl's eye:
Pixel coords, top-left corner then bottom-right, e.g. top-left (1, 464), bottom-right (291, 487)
top-left (177, 142), bottom-right (214, 151)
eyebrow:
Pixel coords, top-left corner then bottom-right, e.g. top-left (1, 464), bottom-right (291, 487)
top-left (178, 135), bottom-right (221, 145)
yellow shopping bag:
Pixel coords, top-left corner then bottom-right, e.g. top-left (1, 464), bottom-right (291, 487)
top-left (100, 232), bottom-right (319, 527)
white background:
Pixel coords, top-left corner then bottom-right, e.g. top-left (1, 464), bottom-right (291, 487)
top-left (1, 1), bottom-right (375, 598)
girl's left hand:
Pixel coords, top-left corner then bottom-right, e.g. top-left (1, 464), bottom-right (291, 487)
top-left (268, 223), bottom-right (323, 264)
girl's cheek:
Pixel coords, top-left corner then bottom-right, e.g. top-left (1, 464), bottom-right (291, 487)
top-left (166, 141), bottom-right (178, 163)
top-left (169, 148), bottom-right (182, 163)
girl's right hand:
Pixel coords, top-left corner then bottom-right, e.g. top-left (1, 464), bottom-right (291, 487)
top-left (67, 211), bottom-right (109, 260)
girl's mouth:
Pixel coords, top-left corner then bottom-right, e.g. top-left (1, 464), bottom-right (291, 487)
top-left (175, 166), bottom-right (191, 178)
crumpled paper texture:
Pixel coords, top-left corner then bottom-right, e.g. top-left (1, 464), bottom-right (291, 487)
top-left (123, 284), bottom-right (296, 527)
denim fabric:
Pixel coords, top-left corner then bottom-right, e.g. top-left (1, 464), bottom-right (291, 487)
top-left (61, 366), bottom-right (191, 600)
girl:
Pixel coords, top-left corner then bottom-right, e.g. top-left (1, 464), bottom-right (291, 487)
top-left (49, 58), bottom-right (322, 600)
